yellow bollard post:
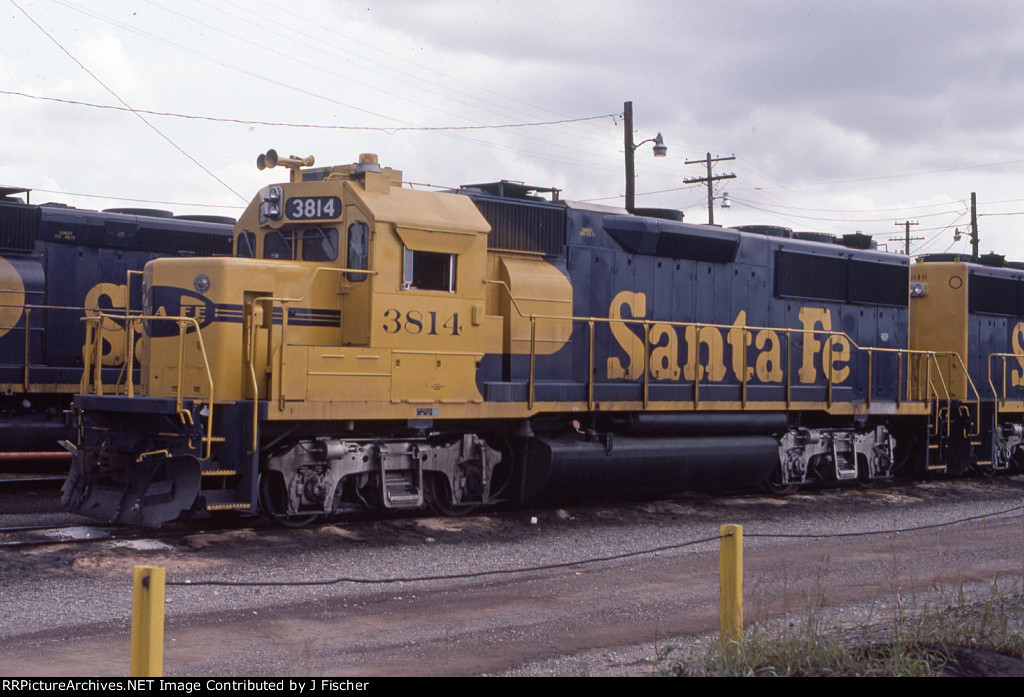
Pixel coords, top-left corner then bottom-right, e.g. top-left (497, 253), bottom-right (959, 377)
top-left (719, 524), bottom-right (743, 653)
top-left (130, 565), bottom-right (166, 677)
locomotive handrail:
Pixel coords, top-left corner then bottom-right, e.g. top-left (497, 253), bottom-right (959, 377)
top-left (986, 351), bottom-right (1024, 435)
top-left (0, 300), bottom-right (142, 314)
top-left (911, 350), bottom-right (980, 438)
top-left (243, 264), bottom-right (371, 444)
top-left (256, 264), bottom-right (378, 306)
top-left (485, 277), bottom-right (962, 415)
top-left (126, 269), bottom-right (143, 315)
top-left (950, 352), bottom-right (981, 438)
top-left (0, 298), bottom-right (150, 395)
top-left (80, 313), bottom-right (217, 461)
top-left (987, 351), bottom-right (1024, 408)
top-left (247, 303), bottom-right (261, 454)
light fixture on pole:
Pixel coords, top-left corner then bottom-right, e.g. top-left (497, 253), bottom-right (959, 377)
top-left (623, 101), bottom-right (667, 214)
top-left (684, 153), bottom-right (736, 225)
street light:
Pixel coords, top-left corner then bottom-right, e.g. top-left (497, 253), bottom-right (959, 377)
top-left (623, 101), bottom-right (667, 213)
top-left (647, 133), bottom-right (668, 157)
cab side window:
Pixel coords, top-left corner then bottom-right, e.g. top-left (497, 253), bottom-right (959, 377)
top-left (346, 221), bottom-right (369, 282)
top-left (402, 247), bottom-right (456, 292)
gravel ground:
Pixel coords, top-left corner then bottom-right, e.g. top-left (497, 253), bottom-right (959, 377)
top-left (1, 477), bottom-right (1023, 676)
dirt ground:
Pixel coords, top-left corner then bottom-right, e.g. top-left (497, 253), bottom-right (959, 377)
top-left (2, 479), bottom-right (1024, 676)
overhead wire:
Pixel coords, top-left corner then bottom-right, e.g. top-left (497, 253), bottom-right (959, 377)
top-left (744, 158), bottom-right (1024, 190)
top-left (198, 0), bottom-right (571, 126)
top-left (15, 1), bottom-right (675, 200)
top-left (15, 2), bottom-right (1021, 232)
top-left (125, 0), bottom-right (628, 170)
top-left (0, 90), bottom-right (617, 132)
top-left (229, 0), bottom-right (569, 122)
top-left (211, 0), bottom-right (629, 153)
top-left (10, 0), bottom-right (248, 202)
top-left (23, 185), bottom-right (246, 210)
top-left (23, 0), bottom-right (628, 177)
top-left (727, 195), bottom-right (965, 224)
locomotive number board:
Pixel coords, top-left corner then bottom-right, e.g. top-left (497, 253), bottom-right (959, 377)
top-left (285, 196), bottom-right (342, 220)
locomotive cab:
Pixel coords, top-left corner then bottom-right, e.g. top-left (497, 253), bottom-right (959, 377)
top-left (138, 153), bottom-right (499, 407)
top-left (68, 153), bottom-right (506, 523)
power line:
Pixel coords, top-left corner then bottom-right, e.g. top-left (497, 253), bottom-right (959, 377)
top-left (0, 89), bottom-right (616, 132)
top-left (20, 186), bottom-right (245, 210)
top-left (747, 159), bottom-right (1024, 190)
top-left (683, 153), bottom-right (735, 225)
top-left (722, 189), bottom-right (969, 214)
top-left (47, 0), bottom-right (624, 167)
top-left (726, 195), bottom-right (963, 224)
top-left (10, 0), bottom-right (246, 202)
top-left (892, 220), bottom-right (921, 255)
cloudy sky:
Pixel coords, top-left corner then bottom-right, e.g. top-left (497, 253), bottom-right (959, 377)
top-left (5, 0), bottom-right (1024, 257)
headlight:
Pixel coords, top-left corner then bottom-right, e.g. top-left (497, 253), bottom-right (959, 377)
top-left (258, 185), bottom-right (283, 224)
top-left (194, 274), bottom-right (211, 293)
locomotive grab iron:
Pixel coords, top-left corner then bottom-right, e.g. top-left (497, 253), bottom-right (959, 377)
top-left (60, 151), bottom-right (1024, 525)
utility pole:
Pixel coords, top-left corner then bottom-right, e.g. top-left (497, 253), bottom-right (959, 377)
top-left (623, 101), bottom-right (666, 214)
top-left (684, 153), bottom-right (736, 225)
top-left (894, 220), bottom-right (920, 255)
top-left (970, 192), bottom-right (980, 258)
top-left (624, 101), bottom-right (636, 213)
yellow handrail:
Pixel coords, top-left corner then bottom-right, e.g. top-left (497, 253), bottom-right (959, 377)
top-left (81, 313), bottom-right (217, 461)
top-left (485, 277), bottom-right (967, 415)
top-left (986, 351), bottom-right (1024, 435)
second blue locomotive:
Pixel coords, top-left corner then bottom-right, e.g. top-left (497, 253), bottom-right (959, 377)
top-left (0, 186), bottom-right (233, 454)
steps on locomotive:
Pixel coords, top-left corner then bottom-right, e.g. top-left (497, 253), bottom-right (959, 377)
top-left (830, 434), bottom-right (859, 480)
top-left (201, 488), bottom-right (250, 512)
top-left (380, 450), bottom-right (424, 509)
top-left (383, 472), bottom-right (424, 507)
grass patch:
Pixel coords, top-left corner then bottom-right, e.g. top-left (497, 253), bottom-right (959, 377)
top-left (654, 587), bottom-right (1024, 677)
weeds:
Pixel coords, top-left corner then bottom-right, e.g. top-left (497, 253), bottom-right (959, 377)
top-left (653, 584), bottom-right (1024, 677)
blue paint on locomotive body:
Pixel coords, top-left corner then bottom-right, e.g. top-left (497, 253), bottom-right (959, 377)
top-left (0, 192), bottom-right (233, 450)
top-left (958, 261), bottom-right (1024, 400)
top-left (470, 186), bottom-right (911, 410)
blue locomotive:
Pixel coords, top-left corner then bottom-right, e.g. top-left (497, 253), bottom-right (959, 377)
top-left (0, 186), bottom-right (233, 455)
top-left (60, 153), bottom-right (1022, 524)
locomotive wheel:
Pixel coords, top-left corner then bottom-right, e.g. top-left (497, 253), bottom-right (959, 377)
top-left (762, 462), bottom-right (798, 495)
top-left (761, 479), bottom-right (798, 496)
top-left (258, 473), bottom-right (322, 528)
top-left (425, 473), bottom-right (477, 517)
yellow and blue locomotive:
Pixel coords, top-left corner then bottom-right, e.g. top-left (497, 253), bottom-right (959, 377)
top-left (0, 187), bottom-right (233, 456)
top-left (60, 152), bottom-right (1021, 525)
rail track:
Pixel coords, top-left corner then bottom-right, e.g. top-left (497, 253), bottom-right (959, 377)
top-left (0, 522), bottom-right (118, 549)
